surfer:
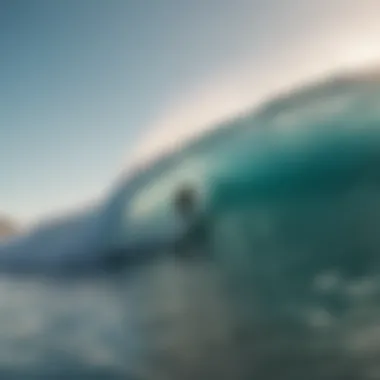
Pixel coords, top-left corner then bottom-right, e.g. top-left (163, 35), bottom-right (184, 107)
top-left (173, 184), bottom-right (211, 258)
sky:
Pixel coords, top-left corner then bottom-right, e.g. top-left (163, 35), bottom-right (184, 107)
top-left (1, 0), bottom-right (380, 226)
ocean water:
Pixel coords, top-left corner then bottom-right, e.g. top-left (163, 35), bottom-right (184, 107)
top-left (0, 276), bottom-right (128, 379)
top-left (3, 183), bottom-right (380, 380)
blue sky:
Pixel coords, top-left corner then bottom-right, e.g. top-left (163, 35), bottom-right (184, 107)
top-left (1, 0), bottom-right (380, 225)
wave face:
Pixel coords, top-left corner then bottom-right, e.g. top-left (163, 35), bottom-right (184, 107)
top-left (3, 69), bottom-right (380, 378)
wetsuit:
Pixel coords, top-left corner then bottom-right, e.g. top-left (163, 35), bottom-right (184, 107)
top-left (174, 213), bottom-right (212, 259)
